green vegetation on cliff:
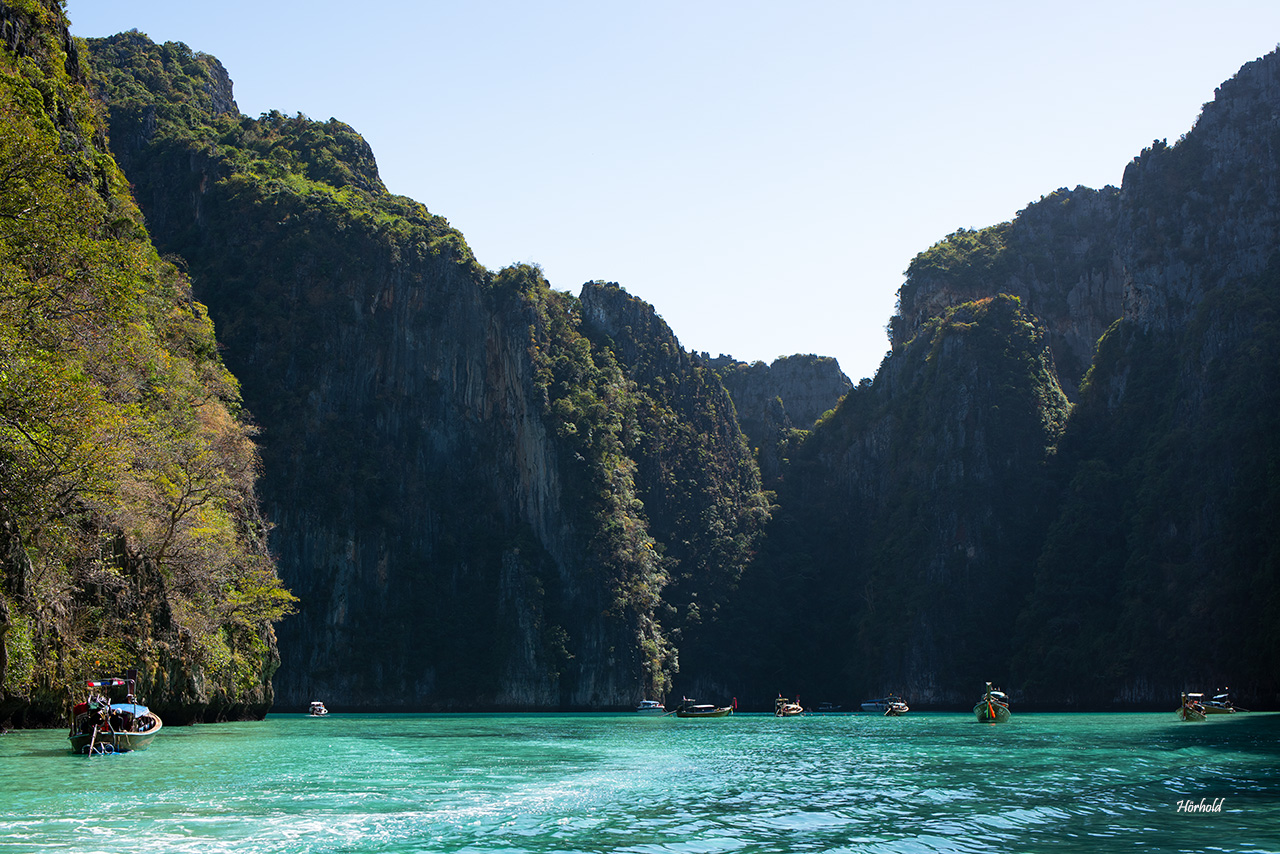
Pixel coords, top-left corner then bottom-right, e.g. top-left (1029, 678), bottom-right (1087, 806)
top-left (75, 18), bottom-right (1280, 713)
top-left (85, 30), bottom-right (772, 708)
top-left (1016, 252), bottom-right (1280, 703)
top-left (578, 281), bottom-right (773, 691)
top-left (0, 1), bottom-right (291, 725)
top-left (734, 294), bottom-right (1068, 702)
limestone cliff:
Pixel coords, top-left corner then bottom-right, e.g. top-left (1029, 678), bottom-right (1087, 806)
top-left (86, 38), bottom-right (772, 710)
top-left (579, 282), bottom-right (772, 694)
top-left (738, 295), bottom-right (1069, 705)
top-left (79, 23), bottom-right (1280, 711)
top-left (1119, 51), bottom-right (1280, 334)
top-left (891, 186), bottom-right (1125, 400)
top-left (746, 47), bottom-right (1280, 710)
top-left (0, 2), bottom-right (285, 727)
top-left (1014, 49), bottom-right (1280, 706)
top-left (708, 353), bottom-right (852, 481)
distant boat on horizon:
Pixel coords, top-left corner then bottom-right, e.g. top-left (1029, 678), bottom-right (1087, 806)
top-left (774, 696), bottom-right (804, 717)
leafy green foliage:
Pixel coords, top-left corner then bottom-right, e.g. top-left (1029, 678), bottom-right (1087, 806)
top-left (501, 268), bottom-right (676, 697)
top-left (574, 283), bottom-right (772, 685)
top-left (0, 7), bottom-right (291, 720)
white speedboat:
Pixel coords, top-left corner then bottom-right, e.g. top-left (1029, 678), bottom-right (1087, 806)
top-left (860, 694), bottom-right (906, 713)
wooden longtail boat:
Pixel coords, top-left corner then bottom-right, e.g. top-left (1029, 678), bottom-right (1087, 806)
top-left (68, 676), bottom-right (163, 755)
top-left (1201, 690), bottom-right (1246, 714)
top-left (1178, 692), bottom-right (1207, 721)
top-left (674, 697), bottom-right (734, 718)
top-left (973, 682), bottom-right (1011, 723)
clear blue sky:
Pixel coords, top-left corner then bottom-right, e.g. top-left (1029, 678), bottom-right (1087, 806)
top-left (69, 1), bottom-right (1280, 382)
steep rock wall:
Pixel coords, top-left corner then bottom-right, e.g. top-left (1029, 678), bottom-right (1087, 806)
top-left (763, 295), bottom-right (1070, 705)
top-left (709, 353), bottom-right (852, 481)
top-left (86, 38), bottom-right (675, 710)
top-left (892, 186), bottom-right (1125, 399)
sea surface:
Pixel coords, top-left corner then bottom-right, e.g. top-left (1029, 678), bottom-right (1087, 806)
top-left (1, 710), bottom-right (1277, 853)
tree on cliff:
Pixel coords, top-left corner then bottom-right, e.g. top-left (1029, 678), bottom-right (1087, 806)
top-left (0, 0), bottom-right (291, 725)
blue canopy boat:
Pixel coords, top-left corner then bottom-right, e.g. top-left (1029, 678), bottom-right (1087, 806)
top-left (68, 676), bottom-right (163, 754)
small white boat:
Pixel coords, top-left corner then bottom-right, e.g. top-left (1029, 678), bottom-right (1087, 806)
top-left (636, 700), bottom-right (666, 714)
top-left (774, 696), bottom-right (804, 717)
top-left (860, 694), bottom-right (906, 713)
top-left (883, 699), bottom-right (909, 716)
top-left (308, 700), bottom-right (330, 717)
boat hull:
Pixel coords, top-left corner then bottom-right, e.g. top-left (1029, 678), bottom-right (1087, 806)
top-left (69, 715), bottom-right (163, 754)
top-left (974, 701), bottom-right (1010, 723)
top-left (675, 707), bottom-right (733, 718)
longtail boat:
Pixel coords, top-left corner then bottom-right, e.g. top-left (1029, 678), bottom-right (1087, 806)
top-left (973, 682), bottom-right (1011, 723)
top-left (674, 697), bottom-right (734, 718)
top-left (1202, 689), bottom-right (1246, 714)
top-left (1178, 692), bottom-right (1207, 722)
top-left (68, 676), bottom-right (163, 755)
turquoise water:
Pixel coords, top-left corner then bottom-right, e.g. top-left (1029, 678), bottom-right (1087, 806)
top-left (2, 712), bottom-right (1277, 853)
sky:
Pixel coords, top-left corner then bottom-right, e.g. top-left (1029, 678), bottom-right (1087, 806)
top-left (68, 2), bottom-right (1280, 382)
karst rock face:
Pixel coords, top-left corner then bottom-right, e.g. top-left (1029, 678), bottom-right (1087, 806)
top-left (83, 34), bottom-right (645, 710)
top-left (82, 23), bottom-right (1280, 713)
top-left (890, 185), bottom-right (1125, 402)
top-left (85, 36), bottom-right (783, 710)
top-left (761, 48), bottom-right (1280, 708)
top-left (1119, 50), bottom-right (1280, 335)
